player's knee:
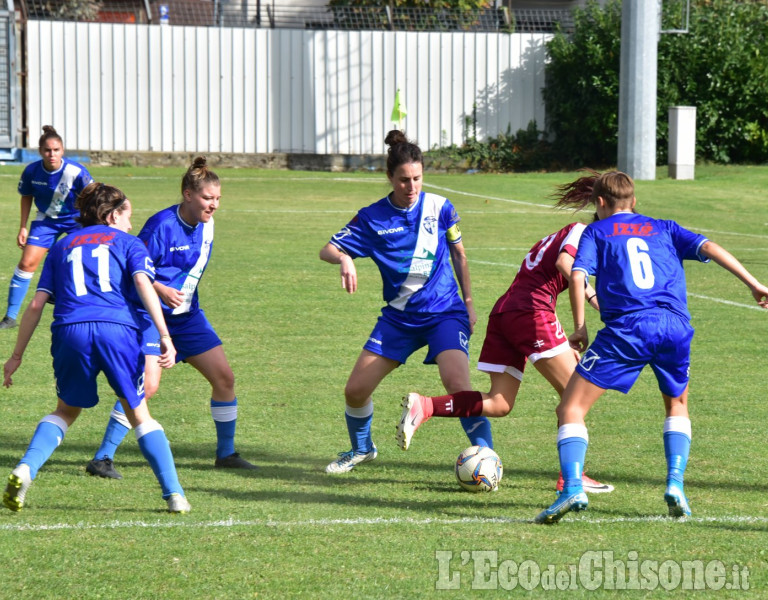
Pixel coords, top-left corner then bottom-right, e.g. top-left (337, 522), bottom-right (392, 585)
top-left (489, 394), bottom-right (514, 417)
top-left (343, 383), bottom-right (370, 407)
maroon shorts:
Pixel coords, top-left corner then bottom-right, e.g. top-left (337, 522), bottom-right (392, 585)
top-left (477, 311), bottom-right (571, 380)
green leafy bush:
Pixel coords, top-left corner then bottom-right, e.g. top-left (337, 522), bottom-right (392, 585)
top-left (426, 120), bottom-right (556, 172)
top-left (544, 0), bottom-right (768, 167)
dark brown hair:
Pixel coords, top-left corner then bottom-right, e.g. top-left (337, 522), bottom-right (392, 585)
top-left (181, 155), bottom-right (220, 195)
top-left (75, 182), bottom-right (128, 226)
top-left (38, 125), bottom-right (63, 148)
top-left (384, 130), bottom-right (423, 176)
top-left (552, 169), bottom-right (600, 212)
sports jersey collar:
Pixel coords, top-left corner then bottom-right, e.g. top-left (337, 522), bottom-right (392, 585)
top-left (41, 158), bottom-right (65, 175)
top-left (386, 191), bottom-right (423, 213)
top-left (174, 205), bottom-right (199, 231)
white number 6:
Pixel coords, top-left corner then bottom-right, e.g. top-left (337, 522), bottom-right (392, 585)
top-left (627, 238), bottom-right (654, 289)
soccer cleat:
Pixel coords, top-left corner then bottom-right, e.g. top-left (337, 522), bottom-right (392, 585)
top-left (664, 483), bottom-right (691, 518)
top-left (325, 446), bottom-right (378, 473)
top-left (86, 458), bottom-right (123, 480)
top-left (3, 464), bottom-right (32, 512)
top-left (396, 393), bottom-right (431, 451)
top-left (535, 490), bottom-right (588, 524)
top-left (556, 471), bottom-right (614, 494)
top-left (166, 493), bottom-right (191, 514)
top-left (214, 452), bottom-right (258, 470)
top-left (0, 316), bottom-right (17, 330)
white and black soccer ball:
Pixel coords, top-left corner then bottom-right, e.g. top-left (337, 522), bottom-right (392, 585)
top-left (455, 445), bottom-right (503, 492)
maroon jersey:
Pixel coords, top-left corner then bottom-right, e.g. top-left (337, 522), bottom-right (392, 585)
top-left (491, 223), bottom-right (586, 315)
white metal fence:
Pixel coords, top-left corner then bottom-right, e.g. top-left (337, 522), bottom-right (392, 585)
top-left (26, 20), bottom-right (550, 155)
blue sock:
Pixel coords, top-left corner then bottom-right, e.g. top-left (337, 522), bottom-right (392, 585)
top-left (19, 415), bottom-right (68, 479)
top-left (136, 420), bottom-right (183, 498)
top-left (557, 424), bottom-right (589, 495)
top-left (664, 416), bottom-right (691, 487)
top-left (210, 398), bottom-right (238, 459)
top-left (345, 401), bottom-right (374, 454)
top-left (6, 268), bottom-right (33, 320)
top-left (460, 416), bottom-right (494, 449)
top-left (93, 401), bottom-right (131, 461)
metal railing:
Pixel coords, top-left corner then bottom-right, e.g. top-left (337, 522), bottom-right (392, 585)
top-left (19, 0), bottom-right (574, 32)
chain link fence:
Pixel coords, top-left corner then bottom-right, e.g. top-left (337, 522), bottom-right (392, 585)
top-left (19, 0), bottom-right (573, 32)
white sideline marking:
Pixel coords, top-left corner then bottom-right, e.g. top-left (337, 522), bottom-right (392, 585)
top-left (1, 514), bottom-right (766, 533)
top-left (688, 293), bottom-right (767, 312)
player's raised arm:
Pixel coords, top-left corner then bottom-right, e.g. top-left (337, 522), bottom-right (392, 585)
top-left (699, 240), bottom-right (768, 308)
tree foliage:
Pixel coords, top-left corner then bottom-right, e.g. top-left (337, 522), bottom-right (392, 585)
top-left (544, 0), bottom-right (768, 167)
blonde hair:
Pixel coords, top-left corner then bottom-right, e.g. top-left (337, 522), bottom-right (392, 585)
top-left (181, 156), bottom-right (220, 195)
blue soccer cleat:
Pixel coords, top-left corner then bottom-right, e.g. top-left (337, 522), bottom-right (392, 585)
top-left (535, 490), bottom-right (588, 524)
top-left (664, 483), bottom-right (691, 518)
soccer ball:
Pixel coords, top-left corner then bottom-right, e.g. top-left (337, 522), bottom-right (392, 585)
top-left (455, 445), bottom-right (503, 492)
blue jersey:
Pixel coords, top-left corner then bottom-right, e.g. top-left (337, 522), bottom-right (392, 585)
top-left (138, 205), bottom-right (214, 317)
top-left (18, 157), bottom-right (93, 220)
top-left (37, 225), bottom-right (156, 329)
top-left (329, 192), bottom-right (467, 317)
top-left (573, 212), bottom-right (709, 323)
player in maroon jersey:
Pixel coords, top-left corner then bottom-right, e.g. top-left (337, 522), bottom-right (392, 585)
top-left (396, 173), bottom-right (613, 493)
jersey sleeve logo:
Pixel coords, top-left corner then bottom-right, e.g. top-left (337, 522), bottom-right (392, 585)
top-left (332, 226), bottom-right (353, 242)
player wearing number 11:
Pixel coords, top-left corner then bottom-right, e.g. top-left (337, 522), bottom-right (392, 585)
top-left (535, 171), bottom-right (768, 524)
top-left (2, 182), bottom-right (189, 513)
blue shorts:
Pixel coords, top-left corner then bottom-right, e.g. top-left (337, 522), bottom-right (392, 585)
top-left (140, 309), bottom-right (222, 362)
top-left (575, 310), bottom-right (693, 397)
top-left (363, 310), bottom-right (470, 365)
top-left (52, 322), bottom-right (145, 409)
top-left (27, 214), bottom-right (80, 249)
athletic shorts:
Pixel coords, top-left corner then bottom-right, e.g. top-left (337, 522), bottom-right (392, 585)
top-left (363, 310), bottom-right (470, 365)
top-left (140, 309), bottom-right (222, 362)
top-left (575, 309), bottom-right (693, 397)
top-left (52, 321), bottom-right (145, 409)
top-left (26, 214), bottom-right (80, 249)
top-left (478, 311), bottom-right (571, 381)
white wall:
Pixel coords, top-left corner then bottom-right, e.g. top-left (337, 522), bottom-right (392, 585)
top-left (26, 21), bottom-right (550, 154)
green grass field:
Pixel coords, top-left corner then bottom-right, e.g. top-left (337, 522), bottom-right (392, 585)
top-left (0, 164), bottom-right (767, 598)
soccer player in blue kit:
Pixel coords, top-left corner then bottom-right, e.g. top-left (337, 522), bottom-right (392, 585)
top-left (320, 130), bottom-right (493, 473)
top-left (2, 182), bottom-right (190, 513)
top-left (535, 171), bottom-right (768, 524)
top-left (85, 156), bottom-right (256, 479)
top-left (0, 126), bottom-right (93, 330)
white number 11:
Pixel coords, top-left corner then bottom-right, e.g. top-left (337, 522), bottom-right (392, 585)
top-left (68, 244), bottom-right (113, 296)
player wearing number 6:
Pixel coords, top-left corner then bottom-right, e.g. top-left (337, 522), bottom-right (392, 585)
top-left (2, 182), bottom-right (190, 513)
top-left (535, 171), bottom-right (768, 524)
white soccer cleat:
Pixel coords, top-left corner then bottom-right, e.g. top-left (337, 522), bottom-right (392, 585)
top-left (3, 464), bottom-right (32, 512)
top-left (396, 393), bottom-right (431, 451)
top-left (166, 493), bottom-right (191, 514)
top-left (325, 446), bottom-right (378, 473)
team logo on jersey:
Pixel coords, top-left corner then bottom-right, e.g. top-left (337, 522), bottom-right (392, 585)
top-left (459, 331), bottom-right (469, 351)
top-left (579, 349), bottom-right (600, 371)
top-left (57, 181), bottom-right (71, 195)
top-left (422, 216), bottom-right (437, 235)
